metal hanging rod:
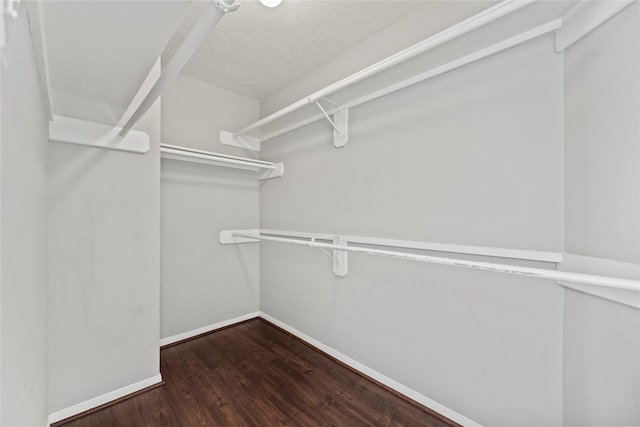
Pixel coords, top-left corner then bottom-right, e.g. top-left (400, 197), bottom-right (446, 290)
top-left (160, 144), bottom-right (284, 180)
top-left (228, 231), bottom-right (640, 292)
top-left (161, 144), bottom-right (275, 169)
top-left (257, 18), bottom-right (561, 143)
top-left (231, 0), bottom-right (534, 138)
top-left (120, 0), bottom-right (238, 137)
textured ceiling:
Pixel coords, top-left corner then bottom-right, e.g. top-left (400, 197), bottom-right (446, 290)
top-left (163, 0), bottom-right (424, 99)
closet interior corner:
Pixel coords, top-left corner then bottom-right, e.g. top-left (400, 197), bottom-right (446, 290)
top-left (1, 1), bottom-right (638, 426)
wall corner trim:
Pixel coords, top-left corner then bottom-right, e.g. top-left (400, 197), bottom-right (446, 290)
top-left (258, 312), bottom-right (482, 427)
top-left (47, 374), bottom-right (163, 426)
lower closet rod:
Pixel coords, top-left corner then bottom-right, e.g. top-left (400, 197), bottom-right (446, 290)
top-left (232, 232), bottom-right (640, 292)
top-left (160, 145), bottom-right (275, 170)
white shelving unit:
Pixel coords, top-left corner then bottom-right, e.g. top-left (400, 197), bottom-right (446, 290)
top-left (220, 0), bottom-right (634, 152)
top-left (220, 229), bottom-right (640, 295)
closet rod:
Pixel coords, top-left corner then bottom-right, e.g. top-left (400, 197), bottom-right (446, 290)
top-left (232, 232), bottom-right (640, 292)
top-left (120, 0), bottom-right (238, 137)
top-left (233, 0), bottom-right (533, 137)
top-left (160, 144), bottom-right (276, 170)
top-left (258, 18), bottom-right (560, 143)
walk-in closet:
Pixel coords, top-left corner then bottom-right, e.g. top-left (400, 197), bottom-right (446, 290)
top-left (1, 0), bottom-right (638, 426)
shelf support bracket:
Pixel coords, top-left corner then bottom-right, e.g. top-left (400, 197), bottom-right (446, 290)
top-left (258, 162), bottom-right (284, 181)
top-left (332, 108), bottom-right (348, 148)
top-left (220, 130), bottom-right (261, 152)
top-left (49, 115), bottom-right (150, 154)
top-left (219, 229), bottom-right (260, 244)
top-left (313, 98), bottom-right (349, 149)
top-left (333, 236), bottom-right (348, 277)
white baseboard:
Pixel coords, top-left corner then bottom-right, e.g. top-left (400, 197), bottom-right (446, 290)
top-left (47, 374), bottom-right (162, 426)
top-left (259, 312), bottom-right (481, 427)
top-left (159, 311), bottom-right (260, 347)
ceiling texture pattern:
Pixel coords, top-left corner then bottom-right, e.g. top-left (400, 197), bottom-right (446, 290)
top-left (163, 0), bottom-right (425, 100)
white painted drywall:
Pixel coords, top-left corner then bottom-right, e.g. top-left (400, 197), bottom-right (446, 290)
top-left (563, 290), bottom-right (640, 425)
top-left (564, 2), bottom-right (640, 265)
top-left (162, 74), bottom-right (260, 156)
top-left (47, 69), bottom-right (162, 413)
top-left (42, 0), bottom-right (188, 126)
top-left (160, 74), bottom-right (260, 340)
top-left (563, 3), bottom-right (640, 425)
top-left (259, 24), bottom-right (564, 427)
top-left (0, 10), bottom-right (50, 426)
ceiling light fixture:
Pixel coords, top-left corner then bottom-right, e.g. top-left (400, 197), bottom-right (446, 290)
top-left (259, 0), bottom-right (282, 8)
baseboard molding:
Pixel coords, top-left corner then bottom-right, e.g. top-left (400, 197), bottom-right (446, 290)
top-left (47, 374), bottom-right (163, 426)
top-left (159, 311), bottom-right (260, 347)
top-left (259, 312), bottom-right (481, 427)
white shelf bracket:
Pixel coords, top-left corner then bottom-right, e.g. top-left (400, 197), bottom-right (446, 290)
top-left (313, 98), bottom-right (349, 148)
top-left (556, 254), bottom-right (640, 309)
top-left (333, 108), bottom-right (348, 148)
top-left (220, 130), bottom-right (261, 152)
top-left (258, 162), bottom-right (284, 181)
top-left (49, 115), bottom-right (149, 154)
top-left (6, 0), bottom-right (20, 19)
top-left (1, 0), bottom-right (20, 65)
top-left (333, 236), bottom-right (348, 277)
top-left (219, 229), bottom-right (260, 244)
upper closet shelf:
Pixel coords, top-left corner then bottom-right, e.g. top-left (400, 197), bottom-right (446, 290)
top-left (42, 0), bottom-right (239, 154)
top-left (220, 0), bottom-right (633, 152)
top-left (160, 144), bottom-right (284, 181)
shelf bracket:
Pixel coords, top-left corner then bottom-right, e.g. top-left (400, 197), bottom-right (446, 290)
top-left (49, 115), bottom-right (149, 154)
top-left (333, 236), bottom-right (348, 277)
top-left (258, 162), bottom-right (284, 181)
top-left (220, 130), bottom-right (261, 152)
top-left (219, 229), bottom-right (260, 244)
top-left (332, 108), bottom-right (348, 148)
top-left (313, 99), bottom-right (349, 149)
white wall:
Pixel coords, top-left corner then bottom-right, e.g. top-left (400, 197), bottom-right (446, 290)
top-left (0, 10), bottom-right (50, 426)
top-left (162, 73), bottom-right (260, 157)
top-left (47, 71), bottom-right (162, 413)
top-left (564, 3), bottom-right (640, 265)
top-left (563, 3), bottom-right (640, 425)
top-left (160, 74), bottom-right (260, 340)
top-left (259, 12), bottom-right (565, 427)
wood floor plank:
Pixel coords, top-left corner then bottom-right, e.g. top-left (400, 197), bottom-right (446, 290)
top-left (58, 318), bottom-right (458, 427)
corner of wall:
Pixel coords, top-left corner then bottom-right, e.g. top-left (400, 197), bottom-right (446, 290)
top-left (1, 6), bottom-right (50, 426)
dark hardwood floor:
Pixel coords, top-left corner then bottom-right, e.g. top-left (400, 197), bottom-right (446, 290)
top-left (57, 318), bottom-right (457, 426)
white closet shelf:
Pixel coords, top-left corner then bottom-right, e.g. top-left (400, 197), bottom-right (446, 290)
top-left (160, 144), bottom-right (284, 180)
top-left (40, 2), bottom-right (239, 153)
top-left (220, 0), bottom-right (540, 151)
top-left (49, 115), bottom-right (150, 154)
top-left (220, 0), bottom-right (634, 152)
top-left (219, 229), bottom-right (640, 295)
